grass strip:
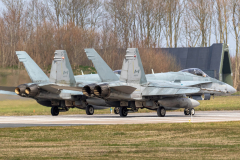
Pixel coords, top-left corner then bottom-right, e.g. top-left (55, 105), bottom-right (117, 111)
top-left (0, 122), bottom-right (240, 159)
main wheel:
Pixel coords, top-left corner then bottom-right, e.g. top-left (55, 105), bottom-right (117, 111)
top-left (157, 107), bottom-right (166, 117)
top-left (189, 108), bottom-right (195, 116)
top-left (184, 109), bottom-right (190, 115)
top-left (86, 105), bottom-right (94, 115)
top-left (51, 106), bottom-right (59, 116)
top-left (114, 107), bottom-right (120, 114)
top-left (119, 107), bottom-right (128, 117)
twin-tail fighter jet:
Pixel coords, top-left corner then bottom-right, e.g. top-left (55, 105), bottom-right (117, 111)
top-left (83, 48), bottom-right (236, 117)
top-left (0, 48), bottom-right (236, 117)
top-left (0, 51), bottom-right (114, 116)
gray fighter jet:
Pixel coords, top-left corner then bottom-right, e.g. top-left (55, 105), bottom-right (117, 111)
top-left (84, 49), bottom-right (236, 101)
top-left (0, 50), bottom-right (112, 116)
top-left (0, 48), bottom-right (236, 117)
top-left (82, 48), bottom-right (236, 117)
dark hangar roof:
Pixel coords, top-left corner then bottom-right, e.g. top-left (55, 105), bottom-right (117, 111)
top-left (155, 43), bottom-right (233, 85)
top-left (157, 43), bottom-right (223, 72)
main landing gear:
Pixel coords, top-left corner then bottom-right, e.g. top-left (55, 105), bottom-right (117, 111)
top-left (51, 106), bottom-right (59, 116)
top-left (86, 105), bottom-right (94, 115)
top-left (184, 108), bottom-right (195, 116)
top-left (157, 107), bottom-right (166, 117)
top-left (119, 107), bottom-right (128, 117)
top-left (114, 107), bottom-right (120, 114)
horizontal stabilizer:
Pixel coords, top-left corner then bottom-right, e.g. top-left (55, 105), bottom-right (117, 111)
top-left (16, 51), bottom-right (49, 83)
top-left (0, 86), bottom-right (16, 92)
top-left (0, 90), bottom-right (17, 95)
top-left (84, 49), bottom-right (119, 82)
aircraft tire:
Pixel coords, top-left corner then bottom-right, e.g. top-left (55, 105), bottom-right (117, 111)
top-left (86, 105), bottom-right (94, 115)
top-left (114, 107), bottom-right (120, 114)
top-left (184, 109), bottom-right (190, 115)
top-left (119, 107), bottom-right (128, 117)
top-left (157, 107), bottom-right (166, 117)
top-left (51, 106), bottom-right (59, 116)
top-left (189, 108), bottom-right (195, 116)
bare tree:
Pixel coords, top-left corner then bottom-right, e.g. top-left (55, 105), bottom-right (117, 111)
top-left (188, 0), bottom-right (213, 47)
top-left (231, 0), bottom-right (240, 89)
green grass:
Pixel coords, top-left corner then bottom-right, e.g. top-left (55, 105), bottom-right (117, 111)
top-left (0, 96), bottom-right (239, 116)
top-left (232, 91), bottom-right (240, 95)
top-left (0, 122), bottom-right (240, 159)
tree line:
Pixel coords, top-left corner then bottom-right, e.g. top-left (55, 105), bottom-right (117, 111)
top-left (0, 0), bottom-right (240, 88)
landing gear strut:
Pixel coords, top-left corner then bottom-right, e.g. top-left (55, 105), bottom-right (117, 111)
top-left (114, 107), bottom-right (120, 114)
top-left (51, 106), bottom-right (59, 116)
top-left (157, 107), bottom-right (166, 117)
top-left (119, 107), bottom-right (128, 117)
top-left (86, 105), bottom-right (94, 115)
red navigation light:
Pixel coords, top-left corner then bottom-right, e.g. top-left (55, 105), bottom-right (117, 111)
top-left (62, 57), bottom-right (65, 59)
top-left (134, 55), bottom-right (136, 57)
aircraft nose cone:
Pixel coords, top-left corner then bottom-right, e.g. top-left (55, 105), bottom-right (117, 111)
top-left (190, 98), bottom-right (200, 108)
top-left (227, 85), bottom-right (237, 94)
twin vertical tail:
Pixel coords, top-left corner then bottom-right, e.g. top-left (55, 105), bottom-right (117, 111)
top-left (84, 48), bottom-right (119, 82)
top-left (119, 48), bottom-right (147, 84)
top-left (16, 51), bottom-right (49, 83)
top-left (49, 50), bottom-right (76, 86)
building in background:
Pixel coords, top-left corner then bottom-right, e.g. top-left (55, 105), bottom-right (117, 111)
top-left (158, 43), bottom-right (233, 85)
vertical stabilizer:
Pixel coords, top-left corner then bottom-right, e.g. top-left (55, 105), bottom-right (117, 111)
top-left (49, 50), bottom-right (76, 86)
top-left (16, 51), bottom-right (49, 83)
top-left (120, 48), bottom-right (147, 84)
top-left (84, 48), bottom-right (119, 82)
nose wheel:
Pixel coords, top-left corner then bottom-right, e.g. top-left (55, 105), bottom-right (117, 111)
top-left (86, 105), bottom-right (94, 115)
top-left (51, 106), bottom-right (59, 116)
top-left (190, 108), bottom-right (195, 115)
top-left (184, 108), bottom-right (195, 116)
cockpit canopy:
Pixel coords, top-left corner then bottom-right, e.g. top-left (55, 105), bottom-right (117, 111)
top-left (113, 70), bottom-right (121, 75)
top-left (180, 68), bottom-right (209, 77)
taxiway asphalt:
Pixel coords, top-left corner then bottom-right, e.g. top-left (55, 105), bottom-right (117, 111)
top-left (0, 111), bottom-right (240, 128)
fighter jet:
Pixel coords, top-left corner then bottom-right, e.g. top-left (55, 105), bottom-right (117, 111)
top-left (82, 48), bottom-right (206, 117)
top-left (0, 50), bottom-right (113, 116)
top-left (83, 48), bottom-right (236, 116)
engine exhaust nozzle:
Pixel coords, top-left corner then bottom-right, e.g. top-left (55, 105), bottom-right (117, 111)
top-left (93, 84), bottom-right (110, 97)
top-left (25, 84), bottom-right (39, 97)
top-left (15, 84), bottom-right (27, 96)
top-left (82, 84), bottom-right (97, 96)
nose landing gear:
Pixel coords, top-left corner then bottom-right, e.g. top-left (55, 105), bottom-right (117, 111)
top-left (184, 108), bottom-right (195, 116)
